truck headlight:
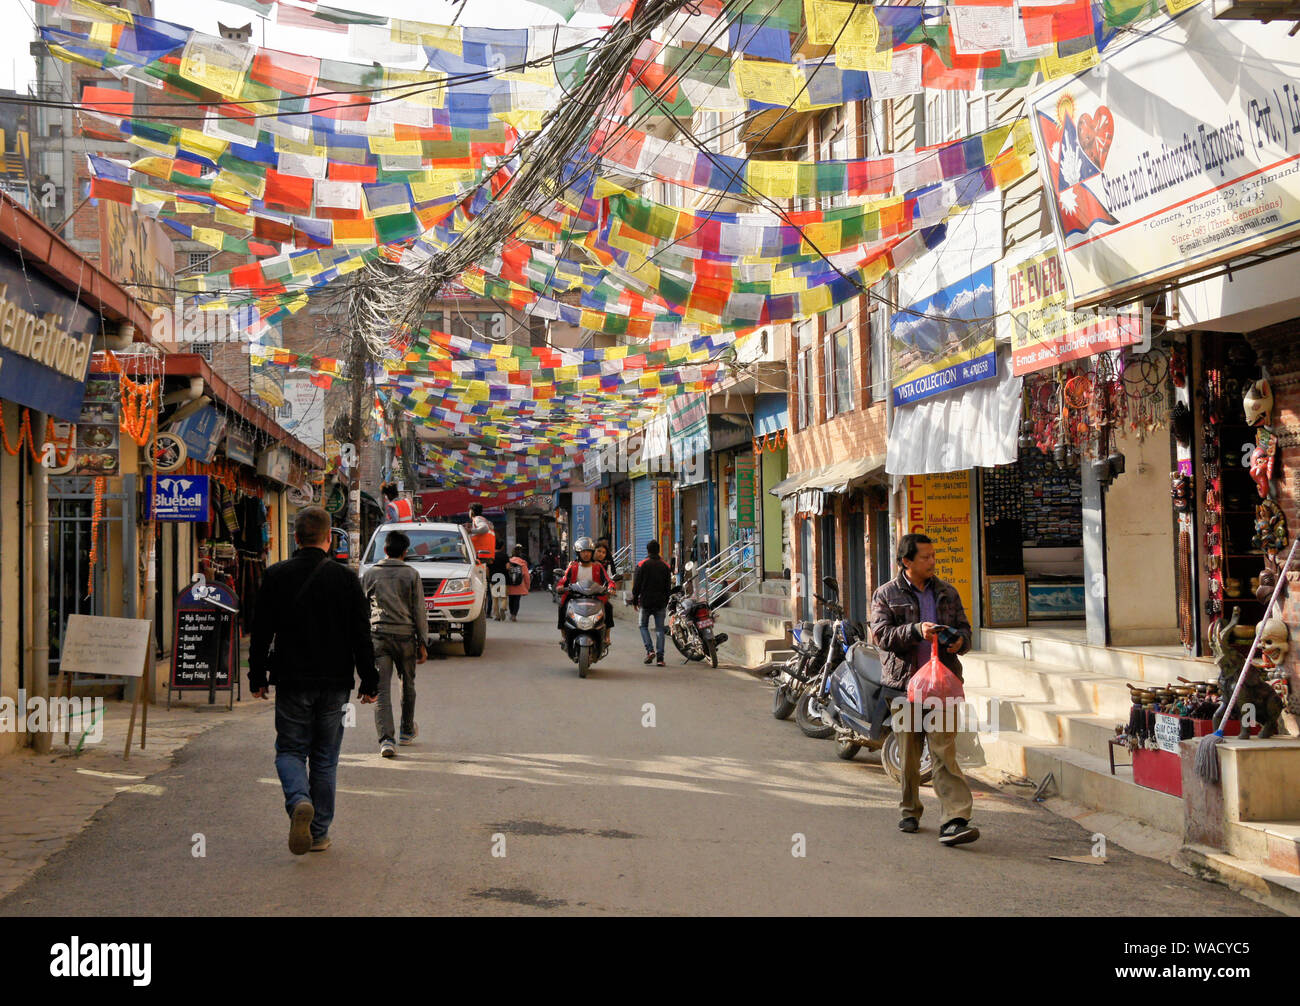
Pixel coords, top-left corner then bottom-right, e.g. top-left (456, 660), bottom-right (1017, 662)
top-left (443, 578), bottom-right (468, 592)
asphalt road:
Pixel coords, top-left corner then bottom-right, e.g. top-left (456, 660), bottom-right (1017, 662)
top-left (0, 597), bottom-right (1276, 916)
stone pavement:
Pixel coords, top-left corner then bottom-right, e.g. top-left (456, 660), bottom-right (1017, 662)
top-left (0, 695), bottom-right (270, 901)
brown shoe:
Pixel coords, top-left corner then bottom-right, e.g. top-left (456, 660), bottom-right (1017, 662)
top-left (288, 801), bottom-right (314, 855)
top-left (310, 834), bottom-right (331, 852)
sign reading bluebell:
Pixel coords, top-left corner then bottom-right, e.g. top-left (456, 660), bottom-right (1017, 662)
top-left (146, 474), bottom-right (210, 522)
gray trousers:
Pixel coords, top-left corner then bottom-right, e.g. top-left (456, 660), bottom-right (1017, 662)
top-left (373, 634), bottom-right (417, 743)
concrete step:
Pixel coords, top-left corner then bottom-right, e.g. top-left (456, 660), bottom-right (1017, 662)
top-left (964, 686), bottom-right (1123, 760)
top-left (717, 628), bottom-right (788, 669)
top-left (713, 606), bottom-right (790, 638)
top-left (724, 592), bottom-right (790, 618)
top-left (761, 579), bottom-right (791, 598)
top-left (1177, 844), bottom-right (1300, 916)
top-left (979, 628), bottom-right (1217, 686)
top-left (962, 651), bottom-right (1139, 722)
top-left (978, 727), bottom-right (1184, 833)
top-left (1225, 820), bottom-right (1300, 875)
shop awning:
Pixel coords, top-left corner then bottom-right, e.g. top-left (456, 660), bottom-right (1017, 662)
top-left (886, 351), bottom-right (1022, 476)
top-left (768, 455), bottom-right (886, 499)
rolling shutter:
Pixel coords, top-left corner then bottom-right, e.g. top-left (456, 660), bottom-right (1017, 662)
top-left (633, 476), bottom-right (655, 562)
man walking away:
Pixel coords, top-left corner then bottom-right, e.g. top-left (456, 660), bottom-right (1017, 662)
top-left (361, 530), bottom-right (430, 759)
top-left (506, 544), bottom-right (531, 621)
top-left (632, 540), bottom-right (673, 667)
top-left (250, 506), bottom-right (378, 855)
top-left (868, 533), bottom-right (977, 847)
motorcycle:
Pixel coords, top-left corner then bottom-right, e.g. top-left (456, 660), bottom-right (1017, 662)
top-left (559, 579), bottom-right (610, 678)
top-left (793, 581), bottom-right (862, 740)
top-left (548, 568), bottom-right (564, 604)
top-left (822, 638), bottom-right (934, 784)
top-left (771, 610), bottom-right (833, 721)
top-left (666, 581), bottom-right (729, 668)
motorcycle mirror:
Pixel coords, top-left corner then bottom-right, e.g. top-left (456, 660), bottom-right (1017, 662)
top-left (822, 576), bottom-right (839, 594)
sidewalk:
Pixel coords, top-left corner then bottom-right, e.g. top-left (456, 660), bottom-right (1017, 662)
top-left (0, 695), bottom-right (269, 902)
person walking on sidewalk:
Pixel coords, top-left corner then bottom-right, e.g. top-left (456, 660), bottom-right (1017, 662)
top-left (632, 540), bottom-right (673, 667)
top-left (868, 532), bottom-right (978, 847)
top-left (506, 544), bottom-right (531, 621)
top-left (249, 506), bottom-right (378, 855)
top-left (361, 529), bottom-right (430, 759)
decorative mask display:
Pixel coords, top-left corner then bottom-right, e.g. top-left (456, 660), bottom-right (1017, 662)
top-left (1254, 498), bottom-right (1288, 553)
top-left (1258, 612), bottom-right (1290, 669)
top-left (1243, 378), bottom-right (1273, 427)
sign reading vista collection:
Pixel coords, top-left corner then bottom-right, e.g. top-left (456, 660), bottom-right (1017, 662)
top-left (1031, 4), bottom-right (1300, 306)
top-left (0, 251), bottom-right (99, 421)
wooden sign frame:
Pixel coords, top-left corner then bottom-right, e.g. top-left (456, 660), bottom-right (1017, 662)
top-left (168, 579), bottom-right (241, 710)
top-left (983, 574), bottom-right (1028, 628)
top-left (57, 614), bottom-right (153, 758)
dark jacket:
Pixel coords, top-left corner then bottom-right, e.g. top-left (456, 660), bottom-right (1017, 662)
top-left (249, 547), bottom-right (379, 696)
top-left (632, 555), bottom-right (673, 611)
top-left (868, 571), bottom-right (972, 689)
top-left (361, 557), bottom-right (429, 648)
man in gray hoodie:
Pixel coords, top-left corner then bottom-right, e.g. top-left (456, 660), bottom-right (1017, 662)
top-left (361, 530), bottom-right (429, 758)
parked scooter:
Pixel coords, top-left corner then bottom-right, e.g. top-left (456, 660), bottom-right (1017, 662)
top-left (559, 579), bottom-right (609, 678)
top-left (667, 579), bottom-right (730, 668)
top-left (822, 638), bottom-right (935, 783)
top-left (549, 568), bottom-right (564, 604)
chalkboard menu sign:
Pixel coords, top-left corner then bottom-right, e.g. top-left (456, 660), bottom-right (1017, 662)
top-left (169, 580), bottom-right (240, 707)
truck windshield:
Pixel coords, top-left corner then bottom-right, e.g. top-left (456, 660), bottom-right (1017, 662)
top-left (366, 529), bottom-right (470, 564)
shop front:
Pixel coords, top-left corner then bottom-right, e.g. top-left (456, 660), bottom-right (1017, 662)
top-left (0, 191), bottom-right (154, 751)
top-left (753, 393), bottom-right (789, 579)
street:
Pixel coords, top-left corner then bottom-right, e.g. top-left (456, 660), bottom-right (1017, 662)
top-left (0, 601), bottom-right (1274, 916)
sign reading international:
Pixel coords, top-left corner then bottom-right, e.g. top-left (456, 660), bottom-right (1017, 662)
top-left (0, 251), bottom-right (99, 422)
top-left (891, 264), bottom-right (996, 407)
top-left (996, 238), bottom-right (1145, 376)
top-left (1030, 5), bottom-right (1300, 307)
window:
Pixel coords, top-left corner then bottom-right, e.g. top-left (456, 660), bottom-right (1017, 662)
top-left (698, 110), bottom-right (726, 154)
top-left (869, 303), bottom-right (888, 403)
top-left (364, 528), bottom-right (471, 565)
top-left (795, 320), bottom-right (815, 429)
top-left (918, 91), bottom-right (964, 147)
top-left (188, 251), bottom-right (212, 272)
top-left (824, 316), bottom-right (854, 419)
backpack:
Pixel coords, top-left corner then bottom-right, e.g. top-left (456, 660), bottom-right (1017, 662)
top-left (506, 560), bottom-right (524, 587)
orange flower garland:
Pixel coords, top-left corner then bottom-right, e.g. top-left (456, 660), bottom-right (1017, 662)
top-left (0, 408), bottom-right (74, 466)
top-left (87, 476), bottom-right (105, 597)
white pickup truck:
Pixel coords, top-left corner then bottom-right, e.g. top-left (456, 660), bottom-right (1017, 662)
top-left (359, 520), bottom-right (488, 656)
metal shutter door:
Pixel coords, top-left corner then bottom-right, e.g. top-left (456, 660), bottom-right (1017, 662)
top-left (633, 477), bottom-right (655, 562)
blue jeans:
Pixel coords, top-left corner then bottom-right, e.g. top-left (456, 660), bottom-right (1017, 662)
top-left (274, 685), bottom-right (350, 839)
top-left (639, 606), bottom-right (666, 657)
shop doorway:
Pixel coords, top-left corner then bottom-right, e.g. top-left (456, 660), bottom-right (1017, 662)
top-left (979, 446), bottom-right (1085, 624)
top-left (799, 517), bottom-right (814, 622)
top-left (847, 505), bottom-right (867, 626)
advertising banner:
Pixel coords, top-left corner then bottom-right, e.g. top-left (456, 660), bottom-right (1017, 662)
top-left (996, 237), bottom-right (1145, 376)
top-left (172, 404), bottom-right (227, 464)
top-left (905, 471), bottom-right (974, 617)
top-left (1030, 4), bottom-right (1300, 307)
top-left (74, 374), bottom-right (121, 476)
top-left (891, 264), bottom-right (997, 407)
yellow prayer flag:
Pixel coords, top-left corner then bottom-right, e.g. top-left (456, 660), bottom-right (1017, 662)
top-left (747, 160), bottom-right (799, 199)
top-left (392, 20), bottom-right (462, 56)
top-left (1040, 45), bottom-right (1099, 81)
top-left (383, 69), bottom-right (447, 109)
top-left (179, 128), bottom-right (228, 162)
top-left (191, 227), bottom-right (225, 250)
top-left (800, 284), bottom-right (833, 317)
top-left (835, 45), bottom-right (891, 72)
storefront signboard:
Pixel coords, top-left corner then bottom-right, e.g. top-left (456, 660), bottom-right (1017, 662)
top-left (735, 453), bottom-right (757, 528)
top-left (906, 472), bottom-right (974, 616)
top-left (0, 251), bottom-right (100, 421)
top-left (1030, 4), bottom-right (1300, 307)
top-left (224, 429), bottom-right (256, 467)
top-left (144, 474), bottom-right (211, 522)
top-left (891, 264), bottom-right (997, 407)
top-left (997, 238), bottom-right (1145, 376)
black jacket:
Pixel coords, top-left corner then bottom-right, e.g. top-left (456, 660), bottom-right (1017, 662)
top-left (249, 547), bottom-right (379, 696)
top-left (631, 555), bottom-right (673, 611)
top-left (868, 572), bottom-right (971, 689)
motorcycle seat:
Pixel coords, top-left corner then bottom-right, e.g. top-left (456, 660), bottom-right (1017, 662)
top-left (848, 643), bottom-right (885, 687)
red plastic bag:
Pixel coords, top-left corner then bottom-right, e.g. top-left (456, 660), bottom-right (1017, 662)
top-left (907, 640), bottom-right (966, 703)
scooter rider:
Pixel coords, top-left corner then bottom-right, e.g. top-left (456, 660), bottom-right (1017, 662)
top-left (557, 537), bottom-right (615, 644)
